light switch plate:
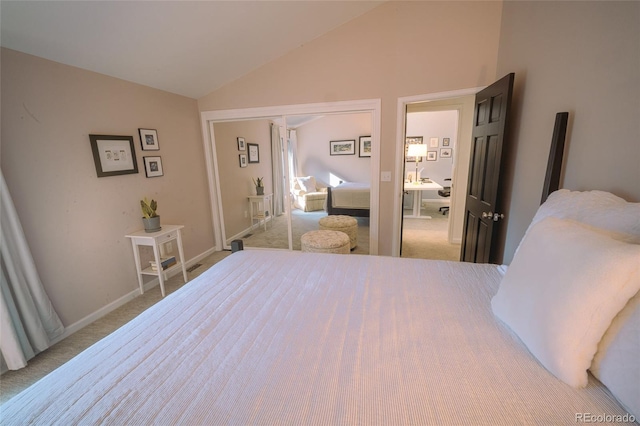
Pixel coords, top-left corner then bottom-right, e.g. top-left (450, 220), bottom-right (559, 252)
top-left (381, 171), bottom-right (391, 182)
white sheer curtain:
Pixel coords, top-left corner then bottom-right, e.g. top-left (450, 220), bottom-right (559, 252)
top-left (270, 123), bottom-right (285, 216)
top-left (288, 129), bottom-right (300, 180)
top-left (1, 169), bottom-right (64, 371)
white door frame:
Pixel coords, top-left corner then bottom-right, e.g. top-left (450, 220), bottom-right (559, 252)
top-left (201, 99), bottom-right (381, 255)
top-left (392, 87), bottom-right (482, 257)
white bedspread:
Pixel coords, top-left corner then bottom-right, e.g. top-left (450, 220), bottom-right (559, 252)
top-left (2, 251), bottom-right (630, 425)
top-left (331, 182), bottom-right (370, 209)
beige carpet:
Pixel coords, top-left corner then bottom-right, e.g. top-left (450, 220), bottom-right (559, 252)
top-left (241, 209), bottom-right (370, 255)
top-left (401, 201), bottom-right (461, 261)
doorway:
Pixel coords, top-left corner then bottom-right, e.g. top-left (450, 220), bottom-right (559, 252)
top-left (201, 99), bottom-right (381, 254)
top-left (401, 109), bottom-right (459, 260)
top-left (392, 88), bottom-right (479, 258)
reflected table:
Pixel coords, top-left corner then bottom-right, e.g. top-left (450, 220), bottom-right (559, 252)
top-left (403, 181), bottom-right (444, 219)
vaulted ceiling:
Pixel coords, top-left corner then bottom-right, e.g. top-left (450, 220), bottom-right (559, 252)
top-left (1, 1), bottom-right (383, 99)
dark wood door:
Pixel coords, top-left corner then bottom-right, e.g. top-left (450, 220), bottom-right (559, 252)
top-left (460, 73), bottom-right (514, 263)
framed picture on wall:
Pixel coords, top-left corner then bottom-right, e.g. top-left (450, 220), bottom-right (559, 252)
top-left (89, 134), bottom-right (138, 177)
top-left (427, 151), bottom-right (437, 161)
top-left (247, 143), bottom-right (260, 163)
top-left (405, 136), bottom-right (423, 162)
top-left (429, 137), bottom-right (439, 148)
top-left (440, 148), bottom-right (452, 158)
top-left (442, 138), bottom-right (451, 147)
top-left (239, 154), bottom-right (247, 168)
top-left (237, 137), bottom-right (246, 151)
top-left (138, 128), bottom-right (159, 151)
top-left (359, 136), bottom-right (372, 157)
top-left (329, 140), bottom-right (355, 156)
top-left (143, 156), bottom-right (164, 177)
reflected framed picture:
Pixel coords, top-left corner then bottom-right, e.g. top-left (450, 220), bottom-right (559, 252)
top-left (143, 156), bottom-right (164, 177)
top-left (442, 137), bottom-right (450, 147)
top-left (138, 128), bottom-right (159, 151)
top-left (239, 154), bottom-right (247, 168)
top-left (237, 137), bottom-right (246, 151)
top-left (427, 151), bottom-right (437, 161)
top-left (89, 134), bottom-right (138, 177)
top-left (359, 136), bottom-right (372, 157)
top-left (247, 143), bottom-right (259, 163)
top-left (330, 140), bottom-right (355, 156)
top-left (440, 148), bottom-right (452, 158)
top-left (429, 137), bottom-right (439, 148)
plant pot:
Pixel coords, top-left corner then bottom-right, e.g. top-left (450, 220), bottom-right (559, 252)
top-left (142, 216), bottom-right (161, 233)
top-left (256, 186), bottom-right (264, 195)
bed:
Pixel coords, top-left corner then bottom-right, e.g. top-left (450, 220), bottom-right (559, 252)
top-left (326, 181), bottom-right (370, 217)
top-left (2, 187), bottom-right (639, 424)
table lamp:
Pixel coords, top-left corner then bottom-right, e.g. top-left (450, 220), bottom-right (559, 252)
top-left (407, 144), bottom-right (428, 183)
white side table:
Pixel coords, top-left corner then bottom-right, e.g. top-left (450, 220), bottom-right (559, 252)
top-left (248, 193), bottom-right (273, 231)
top-left (125, 224), bottom-right (188, 297)
top-left (403, 181), bottom-right (444, 219)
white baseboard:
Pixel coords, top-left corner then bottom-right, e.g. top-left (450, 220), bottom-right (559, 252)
top-left (52, 246), bottom-right (219, 344)
top-left (225, 217), bottom-right (272, 245)
top-left (226, 227), bottom-right (252, 245)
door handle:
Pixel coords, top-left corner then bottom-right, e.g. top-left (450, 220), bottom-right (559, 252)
top-left (482, 212), bottom-right (505, 221)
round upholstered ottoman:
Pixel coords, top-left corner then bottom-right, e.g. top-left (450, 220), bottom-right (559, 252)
top-left (319, 215), bottom-right (358, 249)
top-left (301, 230), bottom-right (350, 254)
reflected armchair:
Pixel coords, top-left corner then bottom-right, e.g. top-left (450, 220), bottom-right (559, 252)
top-left (291, 176), bottom-right (327, 212)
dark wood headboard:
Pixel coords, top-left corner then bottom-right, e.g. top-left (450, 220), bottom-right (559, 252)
top-left (541, 112), bottom-right (569, 204)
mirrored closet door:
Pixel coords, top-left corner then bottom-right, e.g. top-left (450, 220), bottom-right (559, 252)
top-left (204, 100), bottom-right (379, 255)
top-left (213, 118), bottom-right (292, 250)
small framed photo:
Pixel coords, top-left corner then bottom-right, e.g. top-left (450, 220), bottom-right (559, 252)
top-left (442, 138), bottom-right (450, 147)
top-left (359, 136), bottom-right (372, 157)
top-left (239, 154), bottom-right (247, 168)
top-left (89, 134), bottom-right (138, 177)
top-left (440, 148), bottom-right (452, 158)
top-left (429, 137), bottom-right (439, 148)
top-left (138, 128), bottom-right (159, 151)
top-left (143, 156), bottom-right (164, 177)
top-left (247, 143), bottom-right (260, 163)
top-left (427, 151), bottom-right (437, 161)
top-left (237, 137), bottom-right (246, 151)
top-left (330, 140), bottom-right (355, 156)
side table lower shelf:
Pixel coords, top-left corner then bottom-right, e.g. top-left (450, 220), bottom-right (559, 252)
top-left (125, 224), bottom-right (188, 297)
top-left (140, 263), bottom-right (183, 277)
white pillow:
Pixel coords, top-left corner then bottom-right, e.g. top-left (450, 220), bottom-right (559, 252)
top-left (532, 189), bottom-right (640, 243)
top-left (492, 217), bottom-right (640, 388)
top-left (590, 290), bottom-right (640, 418)
top-left (296, 176), bottom-right (317, 193)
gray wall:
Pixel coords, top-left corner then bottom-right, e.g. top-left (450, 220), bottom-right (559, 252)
top-left (1, 48), bottom-right (215, 327)
top-left (495, 1), bottom-right (640, 263)
top-left (296, 113), bottom-right (372, 186)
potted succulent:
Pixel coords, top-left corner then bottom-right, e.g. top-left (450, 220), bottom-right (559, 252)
top-left (253, 177), bottom-right (264, 195)
top-left (140, 197), bottom-right (161, 233)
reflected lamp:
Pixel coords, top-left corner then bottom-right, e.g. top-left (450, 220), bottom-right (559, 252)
top-left (407, 144), bottom-right (428, 183)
